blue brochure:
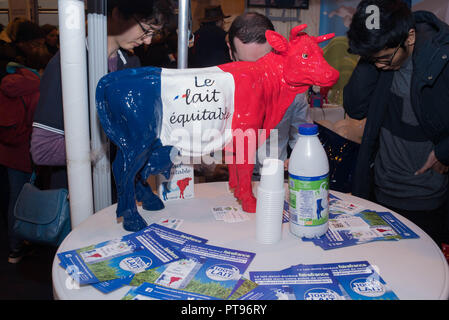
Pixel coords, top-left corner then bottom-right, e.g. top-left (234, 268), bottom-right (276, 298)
top-left (58, 230), bottom-right (184, 285)
top-left (308, 210), bottom-right (419, 250)
top-left (249, 269), bottom-right (346, 300)
top-left (290, 261), bottom-right (399, 300)
top-left (132, 242), bottom-right (256, 299)
top-left (127, 223), bottom-right (208, 250)
top-left (90, 224), bottom-right (210, 293)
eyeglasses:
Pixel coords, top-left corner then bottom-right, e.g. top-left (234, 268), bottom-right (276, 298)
top-left (133, 17), bottom-right (160, 40)
top-left (368, 45), bottom-right (401, 66)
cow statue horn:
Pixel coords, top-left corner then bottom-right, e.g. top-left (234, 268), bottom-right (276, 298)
top-left (289, 24), bottom-right (308, 41)
top-left (314, 33), bottom-right (336, 43)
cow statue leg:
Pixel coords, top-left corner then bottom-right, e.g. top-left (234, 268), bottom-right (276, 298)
top-left (135, 175), bottom-right (165, 211)
top-left (226, 137), bottom-right (257, 212)
top-left (117, 147), bottom-right (152, 232)
top-left (235, 163), bottom-right (257, 213)
top-left (136, 141), bottom-right (177, 211)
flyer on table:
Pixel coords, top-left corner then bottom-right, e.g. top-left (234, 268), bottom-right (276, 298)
top-left (249, 269), bottom-right (346, 300)
top-left (308, 210), bottom-right (419, 250)
top-left (131, 242), bottom-right (256, 299)
top-left (291, 261), bottom-right (399, 300)
top-left (126, 223), bottom-right (209, 250)
top-left (58, 230), bottom-right (185, 285)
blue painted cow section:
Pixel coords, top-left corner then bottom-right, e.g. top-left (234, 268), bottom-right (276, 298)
top-left (96, 67), bottom-right (176, 231)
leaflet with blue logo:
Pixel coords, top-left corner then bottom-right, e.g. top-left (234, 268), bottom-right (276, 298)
top-left (57, 230), bottom-right (184, 285)
top-left (290, 261), bottom-right (399, 300)
top-left (249, 269), bottom-right (346, 300)
top-left (133, 282), bottom-right (219, 300)
top-left (307, 209), bottom-right (419, 250)
top-left (131, 242), bottom-right (255, 299)
top-left (328, 194), bottom-right (367, 218)
top-left (126, 223), bottom-right (208, 250)
top-left (90, 225), bottom-right (209, 293)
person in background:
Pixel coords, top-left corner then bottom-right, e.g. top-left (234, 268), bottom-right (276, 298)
top-left (0, 18), bottom-right (29, 233)
top-left (135, 3), bottom-right (177, 68)
top-left (30, 0), bottom-right (169, 191)
top-left (189, 5), bottom-right (231, 68)
top-left (40, 24), bottom-right (59, 57)
top-left (227, 12), bottom-right (311, 179)
top-left (0, 21), bottom-right (51, 263)
top-left (344, 0), bottom-right (449, 247)
top-left (0, 17), bottom-right (28, 79)
top-left (0, 17), bottom-right (27, 43)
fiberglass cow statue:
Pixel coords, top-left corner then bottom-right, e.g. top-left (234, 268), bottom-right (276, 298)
top-left (96, 24), bottom-right (339, 232)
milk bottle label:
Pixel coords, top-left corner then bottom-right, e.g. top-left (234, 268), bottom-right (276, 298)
top-left (288, 173), bottom-right (329, 227)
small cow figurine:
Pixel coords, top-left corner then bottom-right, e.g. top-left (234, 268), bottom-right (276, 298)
top-left (96, 25), bottom-right (339, 232)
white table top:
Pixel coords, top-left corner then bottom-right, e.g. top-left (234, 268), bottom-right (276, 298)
top-left (52, 182), bottom-right (449, 300)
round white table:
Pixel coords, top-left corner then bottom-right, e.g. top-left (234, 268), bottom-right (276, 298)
top-left (52, 182), bottom-right (449, 300)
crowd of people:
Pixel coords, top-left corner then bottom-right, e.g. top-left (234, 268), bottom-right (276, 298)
top-left (0, 0), bottom-right (448, 271)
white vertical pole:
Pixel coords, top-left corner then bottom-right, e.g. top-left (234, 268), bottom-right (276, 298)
top-left (88, 0), bottom-right (111, 212)
top-left (177, 0), bottom-right (189, 69)
top-left (58, 0), bottom-right (94, 227)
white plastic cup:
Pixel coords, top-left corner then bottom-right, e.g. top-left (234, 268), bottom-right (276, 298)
top-left (256, 187), bottom-right (285, 244)
top-left (259, 158), bottom-right (284, 191)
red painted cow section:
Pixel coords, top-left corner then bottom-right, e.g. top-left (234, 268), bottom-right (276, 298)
top-left (218, 25), bottom-right (339, 212)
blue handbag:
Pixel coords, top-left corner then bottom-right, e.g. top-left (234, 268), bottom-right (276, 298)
top-left (13, 173), bottom-right (71, 246)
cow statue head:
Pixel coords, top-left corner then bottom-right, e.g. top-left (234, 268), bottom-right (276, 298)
top-left (265, 24), bottom-right (339, 88)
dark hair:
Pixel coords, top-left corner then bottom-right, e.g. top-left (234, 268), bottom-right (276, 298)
top-left (107, 0), bottom-right (170, 26)
top-left (347, 0), bottom-right (415, 58)
top-left (228, 12), bottom-right (275, 55)
top-left (40, 24), bottom-right (57, 36)
top-left (14, 21), bottom-right (45, 43)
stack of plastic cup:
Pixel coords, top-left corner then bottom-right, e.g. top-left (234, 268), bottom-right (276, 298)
top-left (256, 158), bottom-right (285, 244)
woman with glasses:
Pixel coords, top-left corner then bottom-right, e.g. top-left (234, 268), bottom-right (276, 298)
top-left (30, 0), bottom-right (169, 198)
top-left (343, 0), bottom-right (449, 248)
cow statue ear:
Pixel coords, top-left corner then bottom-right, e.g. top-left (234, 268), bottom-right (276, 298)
top-left (265, 30), bottom-right (288, 53)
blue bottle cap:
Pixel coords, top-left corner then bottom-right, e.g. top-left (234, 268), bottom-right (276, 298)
top-left (298, 123), bottom-right (318, 135)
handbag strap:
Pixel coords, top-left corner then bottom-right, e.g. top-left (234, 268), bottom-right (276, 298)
top-left (29, 170), bottom-right (37, 185)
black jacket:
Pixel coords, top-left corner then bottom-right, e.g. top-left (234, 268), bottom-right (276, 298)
top-left (343, 11), bottom-right (449, 200)
top-left (189, 24), bottom-right (231, 68)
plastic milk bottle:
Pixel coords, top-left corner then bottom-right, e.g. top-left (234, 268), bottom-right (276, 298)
top-left (288, 123), bottom-right (329, 238)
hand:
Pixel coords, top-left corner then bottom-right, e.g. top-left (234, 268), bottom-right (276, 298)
top-left (284, 159), bottom-right (289, 171)
top-left (415, 150), bottom-right (449, 175)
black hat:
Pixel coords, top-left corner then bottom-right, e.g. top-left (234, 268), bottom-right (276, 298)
top-left (200, 5), bottom-right (230, 23)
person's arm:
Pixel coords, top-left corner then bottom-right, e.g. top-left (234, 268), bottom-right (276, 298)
top-left (434, 136), bottom-right (449, 168)
top-left (288, 93), bottom-right (310, 150)
top-left (416, 63), bottom-right (449, 172)
top-left (432, 63), bottom-right (449, 167)
top-left (30, 127), bottom-right (66, 166)
top-left (343, 58), bottom-right (381, 119)
top-left (415, 150), bottom-right (448, 175)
